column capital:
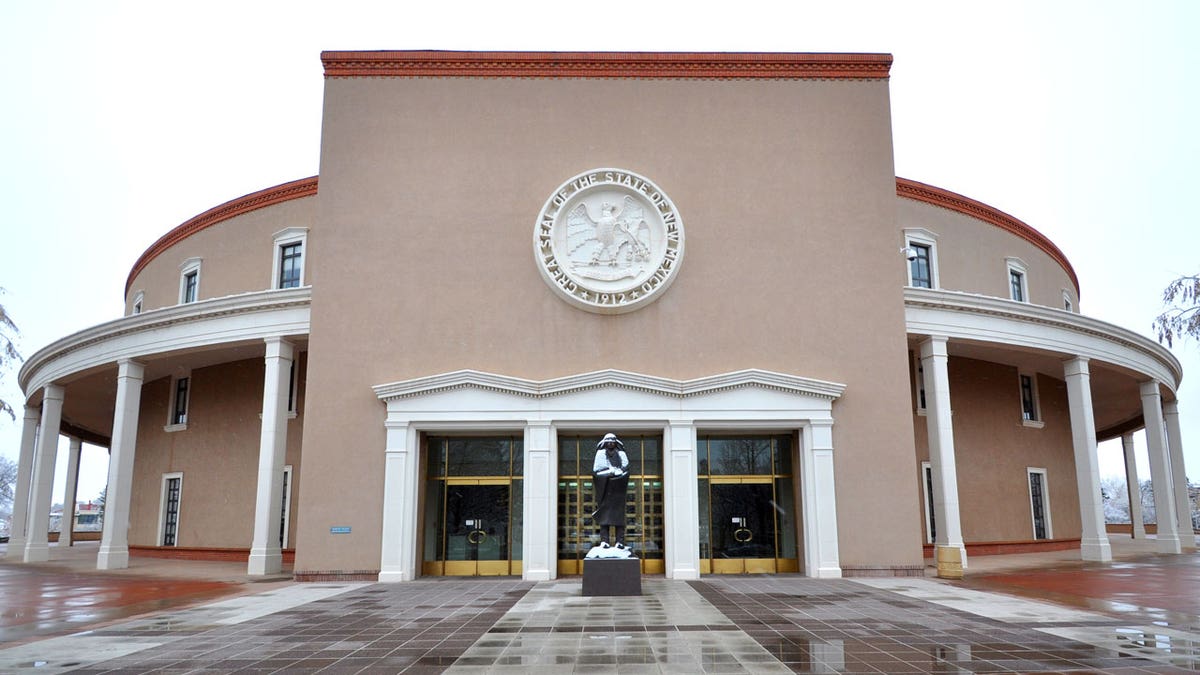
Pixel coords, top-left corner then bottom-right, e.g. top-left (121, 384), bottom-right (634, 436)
top-left (42, 383), bottom-right (65, 402)
top-left (918, 335), bottom-right (949, 359)
top-left (1140, 380), bottom-right (1162, 398)
top-left (22, 404), bottom-right (40, 422)
top-left (1164, 399), bottom-right (1180, 416)
top-left (264, 336), bottom-right (294, 360)
top-left (116, 359), bottom-right (145, 380)
top-left (1062, 356), bottom-right (1091, 377)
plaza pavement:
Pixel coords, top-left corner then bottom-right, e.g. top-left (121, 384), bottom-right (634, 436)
top-left (0, 536), bottom-right (1197, 673)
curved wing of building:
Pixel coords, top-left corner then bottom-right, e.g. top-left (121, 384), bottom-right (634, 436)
top-left (9, 51), bottom-right (1190, 580)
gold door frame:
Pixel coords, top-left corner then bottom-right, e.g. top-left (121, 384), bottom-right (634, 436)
top-left (698, 434), bottom-right (801, 575)
top-left (422, 435), bottom-right (523, 577)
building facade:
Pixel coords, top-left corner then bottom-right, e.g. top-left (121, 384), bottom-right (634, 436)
top-left (7, 51), bottom-right (1192, 581)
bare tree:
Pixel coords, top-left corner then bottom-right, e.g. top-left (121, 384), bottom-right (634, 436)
top-left (0, 289), bottom-right (20, 420)
top-left (1153, 274), bottom-right (1200, 348)
top-left (0, 454), bottom-right (16, 509)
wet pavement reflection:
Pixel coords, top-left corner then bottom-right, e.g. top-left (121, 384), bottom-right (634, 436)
top-left (0, 540), bottom-right (1198, 672)
top-left (0, 564), bottom-right (240, 645)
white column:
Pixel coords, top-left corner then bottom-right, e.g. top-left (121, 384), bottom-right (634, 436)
top-left (522, 421), bottom-right (556, 581)
top-left (60, 437), bottom-right (83, 547)
top-left (6, 406), bottom-right (39, 558)
top-left (1164, 401), bottom-right (1194, 547)
top-left (379, 418), bottom-right (419, 582)
top-left (1063, 357), bottom-right (1112, 561)
top-left (801, 420), bottom-right (842, 578)
top-left (1122, 433), bottom-right (1145, 538)
top-left (248, 337), bottom-right (293, 575)
top-left (1141, 380), bottom-right (1181, 553)
top-left (25, 385), bottom-right (64, 563)
top-left (664, 420), bottom-right (699, 579)
top-left (918, 336), bottom-right (966, 568)
top-left (97, 359), bottom-right (145, 570)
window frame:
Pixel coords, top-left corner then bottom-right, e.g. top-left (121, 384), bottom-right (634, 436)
top-left (179, 257), bottom-right (202, 304)
top-left (157, 472), bottom-right (184, 547)
top-left (1018, 371), bottom-right (1044, 428)
top-left (1006, 257), bottom-right (1029, 303)
top-left (921, 460), bottom-right (935, 544)
top-left (131, 291), bottom-right (144, 315)
top-left (903, 228), bottom-right (939, 289)
top-left (912, 351), bottom-right (927, 415)
top-left (165, 372), bottom-right (191, 432)
top-left (1026, 467), bottom-right (1053, 540)
top-left (271, 227), bottom-right (309, 290)
top-left (1062, 289), bottom-right (1074, 313)
top-left (280, 464), bottom-right (293, 549)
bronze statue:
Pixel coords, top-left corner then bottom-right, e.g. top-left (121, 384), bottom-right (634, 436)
top-left (589, 433), bottom-right (632, 556)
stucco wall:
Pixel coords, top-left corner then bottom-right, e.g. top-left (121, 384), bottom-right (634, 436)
top-left (129, 355), bottom-right (306, 548)
top-left (296, 75), bottom-right (923, 573)
top-left (911, 354), bottom-right (1082, 543)
top-left (125, 196), bottom-right (316, 314)
top-left (897, 199), bottom-right (1078, 309)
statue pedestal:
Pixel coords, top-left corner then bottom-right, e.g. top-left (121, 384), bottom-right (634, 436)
top-left (582, 558), bottom-right (641, 596)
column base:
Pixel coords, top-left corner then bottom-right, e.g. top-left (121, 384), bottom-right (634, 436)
top-left (247, 549), bottom-right (283, 575)
top-left (97, 545), bottom-right (129, 570)
top-left (666, 567), bottom-right (700, 580)
top-left (1156, 534), bottom-right (1183, 554)
top-left (4, 537), bottom-right (27, 559)
top-left (378, 569), bottom-right (415, 583)
top-left (935, 545), bottom-right (965, 579)
top-left (23, 542), bottom-right (50, 563)
top-left (1079, 537), bottom-right (1113, 562)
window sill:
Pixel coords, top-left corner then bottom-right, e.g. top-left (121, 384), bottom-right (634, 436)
top-left (915, 408), bottom-right (927, 417)
top-left (258, 411), bottom-right (299, 420)
top-left (1021, 419), bottom-right (1045, 429)
top-left (164, 423), bottom-right (188, 433)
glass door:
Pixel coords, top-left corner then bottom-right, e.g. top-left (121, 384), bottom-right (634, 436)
top-left (423, 436), bottom-right (523, 576)
top-left (698, 435), bottom-right (799, 574)
top-left (557, 434), bottom-right (664, 575)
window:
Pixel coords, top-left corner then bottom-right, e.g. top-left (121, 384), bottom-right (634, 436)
top-left (922, 461), bottom-right (936, 544)
top-left (1062, 290), bottom-right (1073, 312)
top-left (903, 228), bottom-right (939, 289)
top-left (278, 242), bottom-right (302, 288)
top-left (912, 354), bottom-right (927, 414)
top-left (1027, 468), bottom-right (1052, 540)
top-left (179, 257), bottom-right (202, 304)
top-left (1019, 372), bottom-right (1043, 427)
top-left (1006, 257), bottom-right (1028, 303)
top-left (287, 359), bottom-right (299, 415)
top-left (132, 291), bottom-right (144, 315)
top-left (159, 473), bottom-right (183, 546)
top-left (280, 465), bottom-right (293, 548)
top-left (271, 227), bottom-right (309, 290)
top-left (909, 244), bottom-right (933, 288)
top-left (166, 374), bottom-right (190, 431)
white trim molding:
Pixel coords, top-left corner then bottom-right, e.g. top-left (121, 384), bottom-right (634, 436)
top-left (903, 227), bottom-right (939, 289)
top-left (904, 288), bottom-right (1182, 393)
top-left (271, 227), bottom-right (309, 290)
top-left (179, 257), bottom-right (202, 304)
top-left (20, 288), bottom-right (311, 396)
top-left (374, 368), bottom-right (847, 582)
top-left (1005, 256), bottom-right (1029, 303)
top-left (1026, 467), bottom-right (1052, 539)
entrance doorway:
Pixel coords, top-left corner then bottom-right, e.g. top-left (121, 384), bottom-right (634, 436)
top-left (698, 435), bottom-right (800, 574)
top-left (557, 434), bottom-right (665, 574)
top-left (422, 436), bottom-right (523, 576)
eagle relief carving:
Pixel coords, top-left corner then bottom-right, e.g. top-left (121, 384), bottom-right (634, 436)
top-left (565, 196), bottom-right (653, 280)
top-left (534, 169), bottom-right (685, 314)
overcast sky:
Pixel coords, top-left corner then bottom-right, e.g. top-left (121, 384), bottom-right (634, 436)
top-left (0, 1), bottom-right (1197, 508)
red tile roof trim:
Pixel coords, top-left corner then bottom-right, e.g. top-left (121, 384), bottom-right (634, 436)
top-left (896, 177), bottom-right (1080, 295)
top-left (321, 51), bottom-right (893, 80)
top-left (125, 177), bottom-right (318, 296)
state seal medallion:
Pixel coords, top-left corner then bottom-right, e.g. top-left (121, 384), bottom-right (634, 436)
top-left (534, 169), bottom-right (685, 314)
